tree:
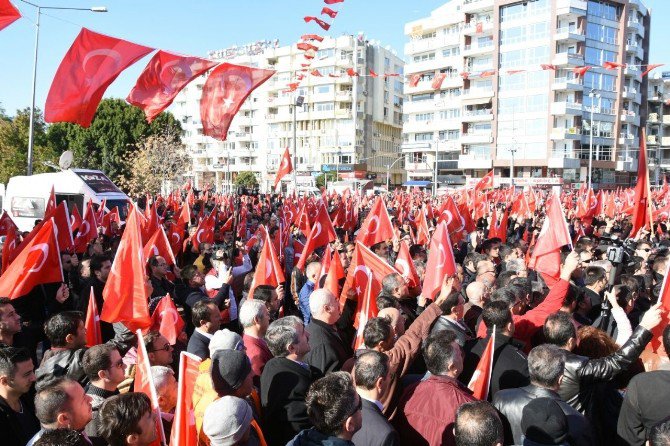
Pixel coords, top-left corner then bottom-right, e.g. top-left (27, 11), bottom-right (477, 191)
top-left (234, 171), bottom-right (259, 189)
top-left (46, 98), bottom-right (182, 184)
top-left (116, 132), bottom-right (191, 197)
top-left (315, 172), bottom-right (337, 189)
top-left (0, 107), bottom-right (58, 183)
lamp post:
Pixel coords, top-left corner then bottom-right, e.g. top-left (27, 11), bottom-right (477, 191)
top-left (386, 156), bottom-right (403, 191)
top-left (336, 147), bottom-right (341, 182)
top-left (509, 145), bottom-right (517, 188)
top-left (588, 89), bottom-right (600, 188)
top-left (21, 0), bottom-right (107, 176)
top-left (433, 139), bottom-right (440, 196)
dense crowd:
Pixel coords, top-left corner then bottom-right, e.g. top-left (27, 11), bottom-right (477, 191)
top-left (1, 185), bottom-right (670, 446)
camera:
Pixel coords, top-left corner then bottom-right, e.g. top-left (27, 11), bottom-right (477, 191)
top-left (606, 246), bottom-right (625, 264)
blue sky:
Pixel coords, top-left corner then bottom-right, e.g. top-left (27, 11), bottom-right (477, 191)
top-left (0, 0), bottom-right (668, 116)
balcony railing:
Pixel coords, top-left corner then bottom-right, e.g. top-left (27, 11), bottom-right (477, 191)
top-left (463, 109), bottom-right (492, 116)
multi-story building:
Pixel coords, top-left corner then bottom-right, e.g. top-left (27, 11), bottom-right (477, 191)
top-left (646, 72), bottom-right (670, 186)
top-left (171, 35), bottom-right (405, 192)
top-left (402, 0), bottom-right (651, 189)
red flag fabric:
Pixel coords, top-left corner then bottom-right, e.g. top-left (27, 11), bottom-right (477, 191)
top-left (135, 329), bottom-right (166, 446)
top-left (70, 205), bottom-right (83, 233)
top-left (128, 50), bottom-right (217, 123)
top-left (296, 204), bottom-right (337, 270)
top-left (0, 211), bottom-right (17, 237)
top-left (251, 227), bottom-right (286, 292)
top-left (74, 201), bottom-right (98, 254)
top-left (45, 201), bottom-right (75, 253)
top-left (487, 207), bottom-right (508, 243)
top-left (170, 352), bottom-right (202, 446)
top-left (631, 128), bottom-right (652, 237)
top-left (310, 69), bottom-right (323, 77)
top-left (540, 64), bottom-right (557, 71)
top-left (356, 197), bottom-right (395, 247)
top-left (347, 68), bottom-right (358, 77)
top-left (143, 226), bottom-right (177, 266)
top-left (85, 289), bottom-right (103, 347)
top-left (431, 73), bottom-right (447, 90)
top-left (304, 16), bottom-right (331, 30)
top-left (192, 212), bottom-right (215, 251)
top-left (475, 170), bottom-right (495, 192)
top-left (528, 194), bottom-right (571, 280)
top-left (323, 250), bottom-right (345, 297)
top-left (45, 28), bottom-right (154, 127)
top-left (369, 69), bottom-right (378, 78)
top-left (468, 330), bottom-right (495, 400)
top-left (200, 63), bottom-right (275, 140)
top-left (45, 186), bottom-right (56, 216)
top-left (297, 42), bottom-right (319, 52)
top-left (0, 0), bottom-right (20, 32)
top-left (301, 34), bottom-right (324, 42)
top-left (324, 0), bottom-right (344, 3)
top-left (422, 221), bottom-right (457, 300)
top-left (438, 196), bottom-right (467, 237)
top-left (100, 206), bottom-right (152, 331)
top-left (321, 6), bottom-right (338, 18)
top-left (0, 219), bottom-right (63, 299)
top-left (394, 241), bottom-right (420, 288)
top-left (573, 66), bottom-right (592, 77)
top-left (1, 219), bottom-right (19, 274)
top-left (414, 207), bottom-right (430, 246)
top-left (603, 61), bottom-right (625, 70)
top-left (642, 64), bottom-right (664, 77)
top-left (409, 74), bottom-right (421, 87)
top-left (151, 295), bottom-right (184, 345)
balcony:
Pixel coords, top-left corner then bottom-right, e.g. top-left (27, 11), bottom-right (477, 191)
top-left (621, 87), bottom-right (640, 103)
top-left (463, 41), bottom-right (494, 56)
top-left (335, 91), bottom-right (352, 101)
top-left (623, 66), bottom-right (641, 79)
top-left (461, 109), bottom-right (493, 122)
top-left (404, 59), bottom-right (443, 75)
top-left (462, 0), bottom-right (494, 13)
top-left (647, 135), bottom-right (659, 145)
top-left (462, 20), bottom-right (494, 36)
top-left (550, 127), bottom-right (582, 140)
top-left (648, 113), bottom-right (660, 124)
top-left (616, 157), bottom-right (638, 172)
top-left (548, 155), bottom-right (581, 169)
top-left (551, 76), bottom-right (583, 91)
top-left (458, 154), bottom-right (493, 169)
top-left (550, 101), bottom-right (583, 115)
top-left (404, 34), bottom-right (461, 55)
top-left (555, 0), bottom-right (587, 15)
top-left (461, 87), bottom-right (494, 103)
top-left (620, 111), bottom-right (640, 126)
top-left (629, 0), bottom-right (648, 15)
top-left (461, 131), bottom-right (493, 144)
top-left (649, 93), bottom-right (664, 103)
top-left (554, 27), bottom-right (585, 43)
top-left (552, 52), bottom-right (584, 67)
top-left (627, 19), bottom-right (645, 37)
top-left (663, 137), bottom-right (670, 146)
top-left (618, 134), bottom-right (637, 146)
top-left (405, 161), bottom-right (432, 173)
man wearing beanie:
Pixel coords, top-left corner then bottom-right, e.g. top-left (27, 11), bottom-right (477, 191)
top-left (520, 398), bottom-right (570, 446)
top-left (203, 396), bottom-right (253, 446)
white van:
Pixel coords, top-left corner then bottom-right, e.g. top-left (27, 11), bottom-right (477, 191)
top-left (3, 169), bottom-right (130, 232)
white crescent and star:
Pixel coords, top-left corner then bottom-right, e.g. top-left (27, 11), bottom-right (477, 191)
top-left (367, 215), bottom-right (380, 235)
top-left (28, 243), bottom-right (49, 273)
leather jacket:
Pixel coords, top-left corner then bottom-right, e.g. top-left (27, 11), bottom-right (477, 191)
top-left (558, 324), bottom-right (652, 415)
top-left (36, 348), bottom-right (87, 387)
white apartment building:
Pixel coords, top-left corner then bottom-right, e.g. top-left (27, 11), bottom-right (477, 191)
top-left (170, 35), bottom-right (405, 192)
top-left (402, 0), bottom-right (651, 190)
top-left (646, 72), bottom-right (670, 185)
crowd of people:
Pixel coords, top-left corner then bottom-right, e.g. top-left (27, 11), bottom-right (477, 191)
top-left (1, 185), bottom-right (670, 446)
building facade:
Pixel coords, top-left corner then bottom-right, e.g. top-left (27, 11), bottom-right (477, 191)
top-left (646, 72), bottom-right (670, 186)
top-left (171, 35), bottom-right (405, 192)
top-left (402, 0), bottom-right (651, 189)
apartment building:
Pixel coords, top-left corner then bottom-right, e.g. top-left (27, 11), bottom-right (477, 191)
top-left (402, 0), bottom-right (651, 189)
top-left (646, 73), bottom-right (670, 185)
top-left (170, 35), bottom-right (405, 192)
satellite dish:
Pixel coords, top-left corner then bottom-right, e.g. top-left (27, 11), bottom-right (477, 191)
top-left (59, 150), bottom-right (74, 170)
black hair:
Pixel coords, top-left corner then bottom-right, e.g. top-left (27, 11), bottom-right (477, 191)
top-left (82, 344), bottom-right (117, 382)
top-left (353, 350), bottom-right (389, 390)
top-left (306, 372), bottom-right (358, 436)
top-left (544, 312), bottom-right (577, 347)
top-left (44, 311), bottom-right (85, 347)
top-left (363, 317), bottom-right (392, 348)
top-left (98, 393), bottom-right (152, 446)
top-left (423, 329), bottom-right (459, 375)
top-left (191, 300), bottom-right (216, 327)
top-left (482, 300), bottom-right (512, 330)
top-left (455, 401), bottom-right (504, 446)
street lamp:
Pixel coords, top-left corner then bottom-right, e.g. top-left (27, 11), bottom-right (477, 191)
top-left (509, 145), bottom-right (517, 188)
top-left (21, 0), bottom-right (107, 176)
top-left (588, 89), bottom-right (600, 188)
top-left (336, 147), bottom-right (341, 182)
top-left (386, 157), bottom-right (403, 191)
top-left (433, 139), bottom-right (440, 196)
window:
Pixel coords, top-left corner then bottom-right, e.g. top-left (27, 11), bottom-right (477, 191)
top-left (411, 93), bottom-right (434, 102)
top-left (439, 108), bottom-right (460, 119)
top-left (413, 52), bottom-right (435, 62)
top-left (442, 46), bottom-right (461, 57)
top-left (439, 129), bottom-right (460, 140)
top-left (415, 113), bottom-right (434, 122)
top-left (415, 132), bottom-right (433, 141)
top-left (316, 85), bottom-right (332, 94)
top-left (316, 48), bottom-right (335, 59)
top-left (586, 23), bottom-right (617, 44)
top-left (314, 102), bottom-right (334, 112)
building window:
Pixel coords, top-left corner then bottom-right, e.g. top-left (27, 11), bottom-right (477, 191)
top-left (415, 132), bottom-right (433, 141)
top-left (415, 113), bottom-right (434, 122)
top-left (413, 52), bottom-right (435, 62)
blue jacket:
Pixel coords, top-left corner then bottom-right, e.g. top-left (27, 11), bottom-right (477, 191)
top-left (299, 280), bottom-right (315, 324)
top-left (287, 428), bottom-right (355, 446)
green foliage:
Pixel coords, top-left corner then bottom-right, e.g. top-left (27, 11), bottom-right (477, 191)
top-left (46, 98), bottom-right (182, 184)
top-left (234, 171), bottom-right (259, 188)
top-left (0, 107), bottom-right (57, 183)
top-left (315, 172), bottom-right (337, 188)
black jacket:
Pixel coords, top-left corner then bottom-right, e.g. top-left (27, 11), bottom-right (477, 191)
top-left (352, 399), bottom-right (399, 446)
top-left (460, 332), bottom-right (530, 400)
top-left (186, 330), bottom-right (211, 360)
top-left (260, 357), bottom-right (322, 446)
top-left (79, 277), bottom-right (115, 342)
top-left (36, 348), bottom-right (88, 387)
top-left (617, 370), bottom-right (670, 446)
top-left (493, 384), bottom-right (593, 446)
top-left (183, 284), bottom-right (230, 334)
top-left (557, 325), bottom-right (652, 416)
top-left (0, 394), bottom-right (40, 446)
top-left (304, 319), bottom-right (352, 375)
top-left (429, 316), bottom-right (473, 347)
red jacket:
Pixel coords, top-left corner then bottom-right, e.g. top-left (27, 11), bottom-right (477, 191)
top-left (243, 333), bottom-right (273, 387)
top-left (393, 374), bottom-right (476, 446)
top-left (477, 279), bottom-right (570, 350)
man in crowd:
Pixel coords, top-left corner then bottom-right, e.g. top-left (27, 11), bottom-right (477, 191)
top-left (287, 371), bottom-right (362, 445)
top-left (261, 316), bottom-right (321, 446)
top-left (299, 261), bottom-right (321, 324)
top-left (150, 366), bottom-right (177, 440)
top-left (305, 289), bottom-right (352, 374)
top-left (37, 311), bottom-right (88, 386)
top-left (82, 344), bottom-right (125, 438)
top-left (454, 401), bottom-right (504, 446)
top-left (187, 300), bottom-right (222, 360)
top-left (240, 299), bottom-right (273, 387)
top-left (144, 331), bottom-right (174, 367)
top-left (0, 298), bottom-right (22, 346)
top-left (98, 393), bottom-right (156, 446)
top-left (147, 256), bottom-right (175, 301)
top-left (0, 346), bottom-right (39, 446)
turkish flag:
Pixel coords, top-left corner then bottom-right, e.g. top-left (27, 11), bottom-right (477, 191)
top-left (314, 245), bottom-right (333, 290)
top-left (74, 201), bottom-right (98, 254)
top-left (356, 197), bottom-right (395, 247)
top-left (468, 331), bottom-right (495, 400)
top-left (409, 74), bottom-right (421, 87)
top-left (191, 211), bottom-right (215, 251)
top-left (293, 239), bottom-right (305, 265)
top-left (642, 64), bottom-right (664, 77)
top-left (297, 42), bottom-right (319, 52)
top-left (631, 129), bottom-right (652, 237)
top-left (415, 207), bottom-right (430, 246)
top-left (45, 28), bottom-right (154, 127)
top-left (573, 66), bottom-right (592, 77)
top-left (177, 201), bottom-right (191, 229)
top-left (321, 6), bottom-right (338, 18)
top-left (422, 221), bottom-right (457, 301)
top-left (1, 221), bottom-right (20, 274)
top-left (304, 16), bottom-right (331, 30)
top-left (140, 203), bottom-right (160, 244)
top-left (274, 147), bottom-right (293, 189)
top-left (167, 222), bottom-right (184, 256)
top-left (475, 170), bottom-right (495, 192)
top-left (0, 218), bottom-right (63, 299)
top-left (45, 186), bottom-right (56, 216)
top-left (143, 226), bottom-right (177, 266)
top-left (151, 295), bottom-right (184, 345)
top-left (0, 0), bottom-right (20, 32)
top-left (457, 201), bottom-right (477, 234)
top-left (101, 206), bottom-right (152, 331)
top-left (0, 211), bottom-right (17, 237)
top-left (135, 329), bottom-right (166, 446)
top-left (431, 73), bottom-right (447, 90)
top-left (395, 241), bottom-right (420, 288)
top-left (438, 196), bottom-right (467, 238)
top-left (295, 204), bottom-right (312, 238)
top-left (296, 203), bottom-right (337, 270)
top-left (487, 207), bottom-right (508, 243)
top-left (528, 194), bottom-right (571, 280)
top-left (170, 351), bottom-right (202, 446)
top-left (85, 289), bottom-right (103, 347)
top-left (200, 63), bottom-right (275, 141)
top-left (70, 205), bottom-right (83, 233)
top-left (323, 250), bottom-right (345, 298)
top-left (128, 50), bottom-right (217, 123)
top-left (44, 201), bottom-right (75, 253)
top-left (250, 227), bottom-right (285, 294)
top-left (324, 0), bottom-right (344, 3)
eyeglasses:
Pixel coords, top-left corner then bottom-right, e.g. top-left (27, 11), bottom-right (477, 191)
top-left (149, 344), bottom-right (172, 353)
top-left (111, 359), bottom-right (125, 369)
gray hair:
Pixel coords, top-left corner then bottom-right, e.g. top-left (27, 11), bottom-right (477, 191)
top-left (266, 316), bottom-right (302, 357)
top-left (239, 300), bottom-right (266, 328)
top-left (309, 289), bottom-right (336, 317)
top-left (306, 261), bottom-right (322, 278)
top-left (150, 366), bottom-right (174, 393)
top-left (505, 258), bottom-right (527, 274)
top-left (381, 273), bottom-right (403, 295)
top-left (528, 344), bottom-right (565, 389)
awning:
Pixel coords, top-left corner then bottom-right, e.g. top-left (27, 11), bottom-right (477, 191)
top-left (403, 180), bottom-right (432, 187)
